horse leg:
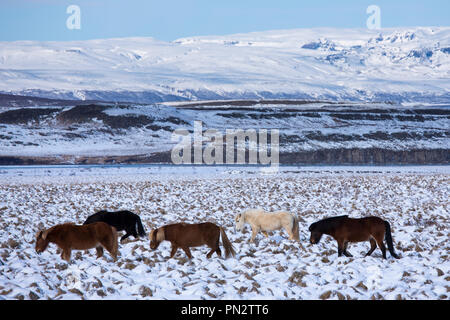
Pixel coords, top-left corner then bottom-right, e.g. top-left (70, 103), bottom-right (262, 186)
top-left (120, 233), bottom-right (131, 243)
top-left (62, 248), bottom-right (72, 262)
top-left (169, 244), bottom-right (178, 258)
top-left (96, 246), bottom-right (104, 258)
top-left (343, 242), bottom-right (353, 257)
top-left (130, 225), bottom-right (138, 239)
top-left (207, 239), bottom-right (220, 258)
top-left (285, 224), bottom-right (295, 240)
top-left (181, 247), bottom-right (193, 259)
top-left (365, 238), bottom-right (377, 257)
top-left (100, 239), bottom-right (117, 261)
top-left (380, 243), bottom-right (387, 259)
top-left (250, 226), bottom-right (259, 242)
top-left (337, 240), bottom-right (344, 257)
top-left (375, 236), bottom-right (387, 259)
top-left (206, 247), bottom-right (216, 259)
top-left (214, 236), bottom-right (222, 257)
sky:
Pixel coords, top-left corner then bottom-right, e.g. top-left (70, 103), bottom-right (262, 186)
top-left (0, 0), bottom-right (449, 42)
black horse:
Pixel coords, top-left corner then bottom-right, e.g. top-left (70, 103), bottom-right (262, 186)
top-left (83, 210), bottom-right (146, 243)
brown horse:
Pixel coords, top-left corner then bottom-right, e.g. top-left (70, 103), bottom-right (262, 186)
top-left (35, 222), bottom-right (119, 262)
top-left (308, 215), bottom-right (400, 259)
top-left (149, 222), bottom-right (236, 259)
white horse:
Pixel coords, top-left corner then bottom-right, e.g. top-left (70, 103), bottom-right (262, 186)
top-left (235, 208), bottom-right (300, 242)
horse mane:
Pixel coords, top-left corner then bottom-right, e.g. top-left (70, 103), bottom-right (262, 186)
top-left (309, 215), bottom-right (349, 233)
top-left (43, 223), bottom-right (75, 237)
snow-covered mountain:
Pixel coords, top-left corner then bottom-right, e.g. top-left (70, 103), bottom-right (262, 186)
top-left (1, 27), bottom-right (449, 103)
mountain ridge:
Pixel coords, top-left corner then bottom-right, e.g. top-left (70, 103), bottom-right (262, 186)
top-left (1, 27), bottom-right (449, 104)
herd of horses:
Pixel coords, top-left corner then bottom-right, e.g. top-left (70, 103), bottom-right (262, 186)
top-left (35, 209), bottom-right (400, 263)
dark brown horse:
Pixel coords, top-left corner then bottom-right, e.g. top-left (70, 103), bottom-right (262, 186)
top-left (35, 222), bottom-right (119, 262)
top-left (308, 215), bottom-right (400, 259)
top-left (149, 222), bottom-right (236, 259)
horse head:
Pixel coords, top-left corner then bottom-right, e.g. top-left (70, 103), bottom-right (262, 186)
top-left (234, 213), bottom-right (245, 232)
top-left (149, 228), bottom-right (165, 250)
top-left (35, 229), bottom-right (50, 253)
top-left (308, 223), bottom-right (323, 244)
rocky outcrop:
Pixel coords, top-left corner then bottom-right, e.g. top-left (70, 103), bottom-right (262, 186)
top-left (280, 148), bottom-right (449, 165)
top-left (1, 148), bottom-right (448, 166)
top-left (0, 100), bottom-right (448, 166)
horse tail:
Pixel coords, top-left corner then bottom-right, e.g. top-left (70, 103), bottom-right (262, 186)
top-left (220, 227), bottom-right (236, 259)
top-left (384, 220), bottom-right (399, 259)
top-left (83, 215), bottom-right (93, 225)
top-left (136, 217), bottom-right (146, 237)
top-left (292, 215), bottom-right (300, 241)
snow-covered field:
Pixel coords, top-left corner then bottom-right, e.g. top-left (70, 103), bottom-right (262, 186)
top-left (0, 165), bottom-right (448, 300)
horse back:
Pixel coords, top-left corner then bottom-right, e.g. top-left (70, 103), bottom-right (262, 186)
top-left (54, 222), bottom-right (114, 250)
top-left (361, 216), bottom-right (386, 234)
top-left (251, 210), bottom-right (293, 230)
top-left (339, 216), bottom-right (386, 242)
top-left (84, 210), bottom-right (138, 231)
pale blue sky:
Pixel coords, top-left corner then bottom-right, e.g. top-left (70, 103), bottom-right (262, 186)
top-left (0, 0), bottom-right (449, 41)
